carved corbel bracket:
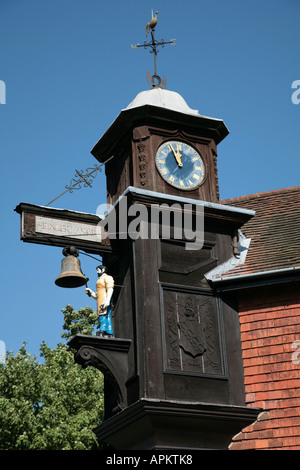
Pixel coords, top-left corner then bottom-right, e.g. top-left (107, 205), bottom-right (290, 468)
top-left (68, 334), bottom-right (132, 418)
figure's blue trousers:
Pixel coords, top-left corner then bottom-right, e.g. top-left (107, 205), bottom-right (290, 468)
top-left (99, 305), bottom-right (113, 335)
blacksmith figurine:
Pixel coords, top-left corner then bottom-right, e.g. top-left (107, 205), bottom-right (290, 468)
top-left (85, 265), bottom-right (114, 337)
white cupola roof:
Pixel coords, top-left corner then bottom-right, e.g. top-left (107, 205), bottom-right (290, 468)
top-left (124, 87), bottom-right (201, 117)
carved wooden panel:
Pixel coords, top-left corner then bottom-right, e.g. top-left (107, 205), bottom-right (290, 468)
top-left (160, 284), bottom-right (226, 377)
top-left (106, 146), bottom-right (133, 206)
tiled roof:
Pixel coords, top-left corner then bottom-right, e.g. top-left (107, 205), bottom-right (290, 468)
top-left (220, 186), bottom-right (300, 277)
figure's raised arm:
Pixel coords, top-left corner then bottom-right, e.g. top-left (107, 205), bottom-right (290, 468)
top-left (85, 287), bottom-right (97, 299)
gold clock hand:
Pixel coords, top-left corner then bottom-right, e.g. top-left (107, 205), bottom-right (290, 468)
top-left (175, 150), bottom-right (183, 167)
top-left (169, 144), bottom-right (183, 167)
top-left (169, 143), bottom-right (176, 158)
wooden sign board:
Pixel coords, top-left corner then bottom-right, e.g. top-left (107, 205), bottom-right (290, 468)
top-left (15, 202), bottom-right (111, 255)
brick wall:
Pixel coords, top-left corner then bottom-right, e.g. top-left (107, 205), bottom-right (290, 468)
top-left (230, 283), bottom-right (300, 450)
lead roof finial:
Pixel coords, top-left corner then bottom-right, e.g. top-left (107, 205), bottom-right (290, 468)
top-left (131, 10), bottom-right (176, 89)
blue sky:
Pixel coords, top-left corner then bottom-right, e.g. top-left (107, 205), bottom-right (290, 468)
top-left (1, 0), bottom-right (299, 358)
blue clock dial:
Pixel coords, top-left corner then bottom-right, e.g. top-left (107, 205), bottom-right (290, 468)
top-left (155, 140), bottom-right (205, 190)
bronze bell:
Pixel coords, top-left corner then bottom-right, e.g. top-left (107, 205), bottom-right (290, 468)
top-left (55, 246), bottom-right (88, 288)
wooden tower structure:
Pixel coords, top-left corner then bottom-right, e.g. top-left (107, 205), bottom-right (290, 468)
top-left (68, 86), bottom-right (260, 449)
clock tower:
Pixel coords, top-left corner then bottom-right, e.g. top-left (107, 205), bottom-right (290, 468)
top-left (68, 14), bottom-right (260, 450)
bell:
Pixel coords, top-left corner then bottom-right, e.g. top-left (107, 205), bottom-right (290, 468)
top-left (55, 247), bottom-right (88, 288)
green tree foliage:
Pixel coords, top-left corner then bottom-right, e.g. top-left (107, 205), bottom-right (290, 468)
top-left (0, 305), bottom-right (104, 450)
top-left (61, 304), bottom-right (99, 340)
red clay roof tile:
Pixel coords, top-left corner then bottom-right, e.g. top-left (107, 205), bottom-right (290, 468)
top-left (220, 186), bottom-right (300, 277)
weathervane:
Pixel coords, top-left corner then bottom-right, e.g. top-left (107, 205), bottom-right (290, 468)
top-left (131, 10), bottom-right (176, 89)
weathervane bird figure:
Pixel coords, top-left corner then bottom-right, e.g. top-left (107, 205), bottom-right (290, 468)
top-left (146, 10), bottom-right (158, 36)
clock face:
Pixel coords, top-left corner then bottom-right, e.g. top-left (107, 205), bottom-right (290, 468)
top-left (155, 140), bottom-right (205, 190)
